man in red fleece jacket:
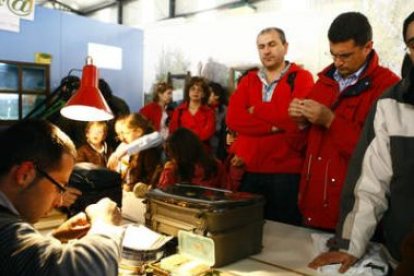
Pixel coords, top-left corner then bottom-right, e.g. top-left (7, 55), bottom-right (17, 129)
top-left (288, 12), bottom-right (400, 231)
top-left (226, 27), bottom-right (314, 225)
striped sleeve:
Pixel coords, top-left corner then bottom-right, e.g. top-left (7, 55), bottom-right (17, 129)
top-left (334, 98), bottom-right (393, 258)
top-left (0, 221), bottom-right (121, 276)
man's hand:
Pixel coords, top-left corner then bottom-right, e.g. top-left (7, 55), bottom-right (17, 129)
top-left (231, 155), bottom-right (245, 167)
top-left (248, 106), bottom-right (255, 114)
top-left (123, 183), bottom-right (132, 192)
top-left (226, 133), bottom-right (236, 146)
top-left (288, 98), bottom-right (309, 128)
top-left (308, 251), bottom-right (358, 273)
top-left (107, 152), bottom-right (120, 171)
top-left (52, 212), bottom-right (90, 243)
top-left (301, 99), bottom-right (335, 128)
top-left (133, 182), bottom-right (151, 198)
top-left (85, 198), bottom-right (122, 226)
top-left (61, 187), bottom-right (82, 208)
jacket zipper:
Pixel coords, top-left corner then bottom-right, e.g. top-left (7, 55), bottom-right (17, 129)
top-left (300, 154), bottom-right (313, 205)
top-left (323, 159), bottom-right (331, 206)
top-left (306, 154), bottom-right (313, 182)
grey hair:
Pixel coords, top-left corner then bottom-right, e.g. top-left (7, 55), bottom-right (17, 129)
top-left (257, 27), bottom-right (287, 44)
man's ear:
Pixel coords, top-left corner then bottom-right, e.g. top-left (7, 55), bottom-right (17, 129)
top-left (364, 41), bottom-right (374, 55)
top-left (284, 42), bottom-right (289, 55)
top-left (14, 162), bottom-right (36, 189)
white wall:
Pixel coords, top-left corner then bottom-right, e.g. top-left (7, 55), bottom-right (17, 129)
top-left (140, 0), bottom-right (412, 99)
top-left (87, 0), bottom-right (413, 104)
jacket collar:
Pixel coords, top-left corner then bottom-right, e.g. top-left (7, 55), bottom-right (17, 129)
top-left (177, 101), bottom-right (210, 111)
top-left (320, 50), bottom-right (378, 81)
top-left (318, 50), bottom-right (379, 98)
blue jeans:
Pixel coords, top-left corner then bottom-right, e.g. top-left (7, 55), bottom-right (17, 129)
top-left (240, 172), bottom-right (302, 226)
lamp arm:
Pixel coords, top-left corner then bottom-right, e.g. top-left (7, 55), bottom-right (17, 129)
top-left (23, 82), bottom-right (66, 120)
top-left (24, 68), bottom-right (82, 120)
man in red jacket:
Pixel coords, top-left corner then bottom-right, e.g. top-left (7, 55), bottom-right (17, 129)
top-left (226, 27), bottom-right (314, 225)
top-left (288, 12), bottom-right (400, 230)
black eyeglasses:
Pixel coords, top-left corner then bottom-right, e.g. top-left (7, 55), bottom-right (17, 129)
top-left (36, 167), bottom-right (67, 194)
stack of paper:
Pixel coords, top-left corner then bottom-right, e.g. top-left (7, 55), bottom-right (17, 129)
top-left (122, 224), bottom-right (172, 250)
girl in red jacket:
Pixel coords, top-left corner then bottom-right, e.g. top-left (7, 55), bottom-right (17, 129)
top-left (139, 82), bottom-right (173, 139)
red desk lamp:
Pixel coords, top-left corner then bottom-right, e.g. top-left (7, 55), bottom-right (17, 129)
top-left (60, 57), bottom-right (114, 121)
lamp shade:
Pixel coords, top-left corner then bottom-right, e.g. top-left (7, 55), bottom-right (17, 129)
top-left (60, 57), bottom-right (114, 121)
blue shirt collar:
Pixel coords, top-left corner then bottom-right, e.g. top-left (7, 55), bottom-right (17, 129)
top-left (258, 62), bottom-right (291, 85)
top-left (333, 62), bottom-right (367, 92)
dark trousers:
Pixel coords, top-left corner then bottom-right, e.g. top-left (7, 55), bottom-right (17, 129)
top-left (240, 172), bottom-right (302, 226)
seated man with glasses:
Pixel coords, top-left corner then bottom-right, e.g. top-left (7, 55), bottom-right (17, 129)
top-left (288, 12), bottom-right (400, 231)
top-left (0, 119), bottom-right (123, 275)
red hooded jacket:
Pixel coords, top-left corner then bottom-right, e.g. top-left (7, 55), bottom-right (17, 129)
top-left (140, 102), bottom-right (172, 131)
top-left (299, 51), bottom-right (400, 230)
top-left (226, 63), bottom-right (314, 173)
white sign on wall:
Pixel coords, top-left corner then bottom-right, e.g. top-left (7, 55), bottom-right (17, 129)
top-left (0, 0), bottom-right (35, 32)
top-left (0, 0), bottom-right (35, 20)
top-left (0, 9), bottom-right (19, 32)
top-left (88, 43), bottom-right (123, 70)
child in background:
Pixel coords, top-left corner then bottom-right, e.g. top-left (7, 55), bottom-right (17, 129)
top-left (110, 113), bottom-right (162, 192)
top-left (158, 127), bottom-right (226, 189)
top-left (208, 82), bottom-right (228, 160)
top-left (77, 121), bottom-right (112, 167)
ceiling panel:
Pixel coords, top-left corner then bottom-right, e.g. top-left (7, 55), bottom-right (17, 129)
top-left (36, 0), bottom-right (117, 13)
top-left (175, 0), bottom-right (241, 15)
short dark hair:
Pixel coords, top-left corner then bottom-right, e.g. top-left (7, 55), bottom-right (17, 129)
top-left (401, 54), bottom-right (413, 78)
top-left (257, 27), bottom-right (287, 44)
top-left (0, 120), bottom-right (76, 174)
top-left (328, 12), bottom-right (372, 46)
top-left (98, 78), bottom-right (113, 99)
top-left (403, 12), bottom-right (414, 42)
top-left (183, 76), bottom-right (210, 105)
top-left (209, 82), bottom-right (228, 106)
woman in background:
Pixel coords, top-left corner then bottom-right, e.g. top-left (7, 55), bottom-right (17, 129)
top-left (158, 128), bottom-right (226, 189)
top-left (208, 81), bottom-right (228, 160)
top-left (139, 82), bottom-right (174, 140)
top-left (169, 77), bottom-right (215, 148)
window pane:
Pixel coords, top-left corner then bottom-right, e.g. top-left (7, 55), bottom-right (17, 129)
top-left (171, 78), bottom-right (185, 103)
top-left (0, 63), bottom-right (18, 91)
top-left (22, 67), bottom-right (46, 92)
top-left (0, 94), bottom-right (18, 120)
top-left (22, 94), bottom-right (46, 118)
